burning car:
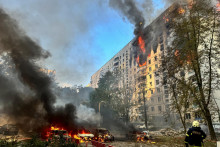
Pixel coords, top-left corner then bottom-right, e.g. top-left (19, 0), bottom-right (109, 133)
top-left (47, 127), bottom-right (71, 142)
top-left (136, 130), bottom-right (152, 142)
top-left (0, 124), bottom-right (19, 135)
top-left (92, 128), bottom-right (114, 142)
top-left (74, 130), bottom-right (94, 142)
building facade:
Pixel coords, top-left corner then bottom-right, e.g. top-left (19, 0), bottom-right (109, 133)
top-left (90, 4), bottom-right (183, 128)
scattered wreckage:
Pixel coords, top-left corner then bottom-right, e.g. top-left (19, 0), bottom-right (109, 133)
top-left (45, 126), bottom-right (114, 144)
top-left (92, 128), bottom-right (114, 142)
top-left (74, 130), bottom-right (94, 142)
top-left (48, 129), bottom-right (71, 142)
top-left (0, 124), bottom-right (19, 136)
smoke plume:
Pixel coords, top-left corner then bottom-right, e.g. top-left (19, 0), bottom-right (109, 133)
top-left (109, 0), bottom-right (145, 36)
top-left (0, 8), bottom-right (77, 132)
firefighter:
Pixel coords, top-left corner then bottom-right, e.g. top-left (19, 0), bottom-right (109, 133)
top-left (185, 121), bottom-right (206, 147)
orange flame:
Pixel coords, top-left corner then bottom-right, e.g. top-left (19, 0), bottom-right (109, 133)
top-left (139, 62), bottom-right (146, 67)
top-left (136, 36), bottom-right (147, 67)
top-left (138, 36), bottom-right (145, 53)
top-left (163, 16), bottom-right (169, 23)
top-left (178, 8), bottom-right (185, 14)
top-left (217, 2), bottom-right (220, 11)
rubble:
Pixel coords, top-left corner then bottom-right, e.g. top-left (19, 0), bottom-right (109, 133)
top-left (150, 128), bottom-right (184, 137)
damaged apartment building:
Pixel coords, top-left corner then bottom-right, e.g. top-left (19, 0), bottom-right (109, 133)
top-left (91, 3), bottom-right (193, 128)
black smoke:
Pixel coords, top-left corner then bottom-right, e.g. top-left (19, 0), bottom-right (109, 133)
top-left (109, 0), bottom-right (145, 36)
top-left (0, 8), bottom-right (77, 133)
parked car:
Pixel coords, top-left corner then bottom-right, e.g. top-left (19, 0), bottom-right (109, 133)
top-left (92, 128), bottom-right (114, 142)
top-left (0, 124), bottom-right (19, 135)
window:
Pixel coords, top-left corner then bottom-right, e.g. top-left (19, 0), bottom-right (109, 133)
top-left (156, 80), bottom-right (159, 85)
top-left (160, 44), bottom-right (164, 51)
top-left (151, 98), bottom-right (154, 102)
top-left (185, 113), bottom-right (191, 119)
top-left (157, 88), bottom-right (160, 93)
top-left (165, 95), bottom-right (169, 98)
top-left (149, 74), bottom-right (152, 79)
top-left (154, 56), bottom-right (157, 61)
top-left (155, 64), bottom-right (158, 68)
top-left (149, 67), bottom-right (152, 71)
top-left (166, 99), bottom-right (169, 103)
top-left (148, 60), bottom-right (151, 64)
top-left (155, 72), bottom-right (159, 76)
top-left (195, 113), bottom-right (201, 119)
top-left (150, 82), bottom-right (152, 86)
top-left (158, 97), bottom-right (161, 102)
top-left (165, 90), bottom-right (169, 94)
top-left (151, 90), bottom-right (153, 94)
top-left (151, 107), bottom-right (154, 111)
top-left (158, 106), bottom-right (162, 111)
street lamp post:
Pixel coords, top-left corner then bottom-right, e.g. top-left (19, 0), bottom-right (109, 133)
top-left (98, 101), bottom-right (105, 127)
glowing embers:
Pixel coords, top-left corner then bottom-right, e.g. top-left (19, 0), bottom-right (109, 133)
top-left (136, 36), bottom-right (147, 67)
top-left (163, 16), bottom-right (169, 23)
top-left (178, 7), bottom-right (185, 14)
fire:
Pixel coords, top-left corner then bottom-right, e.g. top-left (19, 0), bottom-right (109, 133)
top-left (139, 62), bottom-right (146, 67)
top-left (163, 16), bottom-right (169, 23)
top-left (217, 2), bottom-right (220, 12)
top-left (178, 8), bottom-right (185, 14)
top-left (51, 126), bottom-right (64, 131)
top-left (136, 36), bottom-right (147, 67)
top-left (138, 36), bottom-right (145, 53)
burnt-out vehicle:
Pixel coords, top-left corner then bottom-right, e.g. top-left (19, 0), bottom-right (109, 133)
top-left (0, 124), bottom-right (19, 135)
top-left (75, 130), bottom-right (94, 141)
top-left (136, 131), bottom-right (152, 142)
top-left (92, 128), bottom-right (114, 142)
top-left (48, 130), bottom-right (71, 141)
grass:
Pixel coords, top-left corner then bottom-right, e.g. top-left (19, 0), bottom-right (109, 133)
top-left (143, 136), bottom-right (217, 147)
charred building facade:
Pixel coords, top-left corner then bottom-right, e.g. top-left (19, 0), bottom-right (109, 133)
top-left (91, 4), bottom-right (186, 127)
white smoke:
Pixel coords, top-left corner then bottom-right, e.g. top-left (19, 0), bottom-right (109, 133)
top-left (76, 104), bottom-right (101, 125)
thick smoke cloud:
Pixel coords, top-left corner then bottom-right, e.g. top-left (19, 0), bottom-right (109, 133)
top-left (0, 8), bottom-right (77, 132)
top-left (109, 0), bottom-right (145, 36)
top-left (0, 0), bottom-right (128, 87)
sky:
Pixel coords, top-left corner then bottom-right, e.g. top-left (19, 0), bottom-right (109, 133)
top-left (0, 0), bottom-right (170, 87)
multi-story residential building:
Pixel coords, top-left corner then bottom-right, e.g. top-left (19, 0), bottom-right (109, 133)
top-left (90, 4), bottom-right (183, 127)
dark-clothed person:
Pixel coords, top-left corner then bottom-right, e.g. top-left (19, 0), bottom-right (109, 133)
top-left (185, 121), bottom-right (206, 147)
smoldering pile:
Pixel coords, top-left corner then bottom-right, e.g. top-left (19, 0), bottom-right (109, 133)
top-left (0, 7), bottom-right (78, 133)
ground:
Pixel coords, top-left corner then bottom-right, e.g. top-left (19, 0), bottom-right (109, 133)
top-left (79, 136), bottom-right (217, 147)
top-left (0, 135), bottom-right (217, 146)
